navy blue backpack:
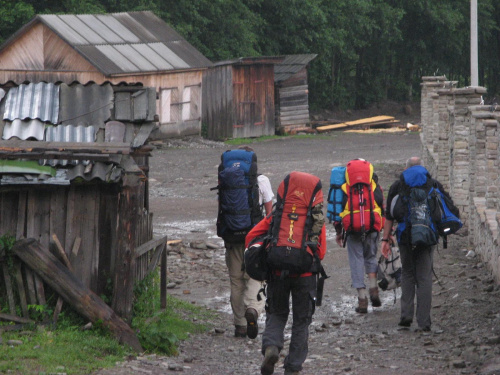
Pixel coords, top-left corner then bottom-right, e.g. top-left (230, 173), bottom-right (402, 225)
top-left (212, 150), bottom-right (261, 242)
top-left (326, 166), bottom-right (346, 223)
top-left (395, 165), bottom-right (462, 249)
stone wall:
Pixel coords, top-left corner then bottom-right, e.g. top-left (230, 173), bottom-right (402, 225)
top-left (420, 76), bottom-right (500, 282)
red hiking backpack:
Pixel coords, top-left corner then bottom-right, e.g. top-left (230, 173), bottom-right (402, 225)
top-left (266, 171), bottom-right (323, 275)
top-left (340, 159), bottom-right (384, 236)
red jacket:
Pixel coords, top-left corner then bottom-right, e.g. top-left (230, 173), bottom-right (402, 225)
top-left (245, 214), bottom-right (327, 277)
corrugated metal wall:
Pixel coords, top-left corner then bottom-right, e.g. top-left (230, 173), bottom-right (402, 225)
top-left (203, 64), bottom-right (275, 140)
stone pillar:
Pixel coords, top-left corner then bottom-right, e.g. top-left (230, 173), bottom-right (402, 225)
top-left (420, 76), bottom-right (447, 167)
top-left (448, 87), bottom-right (486, 232)
top-left (435, 88), bottom-right (455, 191)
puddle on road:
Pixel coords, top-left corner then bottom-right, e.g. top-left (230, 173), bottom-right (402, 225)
top-left (154, 219), bottom-right (219, 241)
top-left (156, 218), bottom-right (401, 327)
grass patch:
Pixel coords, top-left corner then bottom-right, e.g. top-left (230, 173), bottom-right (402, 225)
top-left (0, 326), bottom-right (127, 374)
top-left (132, 270), bottom-right (216, 355)
top-left (0, 269), bottom-right (217, 374)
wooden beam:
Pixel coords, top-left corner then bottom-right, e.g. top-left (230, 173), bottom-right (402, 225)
top-left (12, 238), bottom-right (143, 352)
top-left (112, 182), bottom-right (141, 322)
top-left (135, 236), bottom-right (168, 258)
top-left (0, 313), bottom-right (34, 324)
top-left (316, 116), bottom-right (397, 132)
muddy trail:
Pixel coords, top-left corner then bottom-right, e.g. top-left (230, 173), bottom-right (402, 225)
top-left (96, 131), bottom-right (500, 375)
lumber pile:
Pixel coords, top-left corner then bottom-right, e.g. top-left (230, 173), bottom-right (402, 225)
top-left (316, 115), bottom-right (400, 133)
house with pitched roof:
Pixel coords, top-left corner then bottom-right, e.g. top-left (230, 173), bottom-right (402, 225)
top-left (0, 11), bottom-right (213, 138)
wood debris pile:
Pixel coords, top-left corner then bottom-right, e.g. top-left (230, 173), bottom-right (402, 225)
top-left (315, 115), bottom-right (401, 133)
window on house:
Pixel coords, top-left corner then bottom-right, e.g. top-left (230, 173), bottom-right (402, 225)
top-left (182, 85), bottom-right (201, 121)
top-left (160, 88), bottom-right (180, 123)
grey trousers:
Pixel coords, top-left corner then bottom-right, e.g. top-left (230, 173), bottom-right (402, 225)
top-left (262, 274), bottom-right (316, 372)
top-left (399, 243), bottom-right (434, 329)
top-left (346, 231), bottom-right (379, 289)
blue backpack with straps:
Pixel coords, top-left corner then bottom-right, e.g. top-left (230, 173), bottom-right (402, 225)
top-left (396, 166), bottom-right (438, 247)
top-left (327, 166), bottom-right (346, 223)
top-left (212, 150), bottom-right (261, 242)
top-left (394, 165), bottom-right (462, 248)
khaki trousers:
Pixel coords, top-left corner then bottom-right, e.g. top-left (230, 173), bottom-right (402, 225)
top-left (225, 242), bottom-right (265, 326)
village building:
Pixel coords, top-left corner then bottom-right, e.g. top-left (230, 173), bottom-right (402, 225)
top-left (0, 11), bottom-right (213, 138)
top-left (202, 56), bottom-right (281, 140)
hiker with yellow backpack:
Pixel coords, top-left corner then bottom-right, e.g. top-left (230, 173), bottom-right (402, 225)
top-left (331, 159), bottom-right (385, 313)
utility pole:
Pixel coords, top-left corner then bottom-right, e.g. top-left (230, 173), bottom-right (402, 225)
top-left (471, 0), bottom-right (479, 86)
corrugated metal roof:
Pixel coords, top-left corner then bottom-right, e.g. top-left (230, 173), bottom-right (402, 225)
top-left (2, 119), bottom-right (45, 141)
top-left (214, 56), bottom-right (284, 67)
top-left (43, 124), bottom-right (96, 166)
top-left (35, 11), bottom-right (212, 75)
top-left (66, 162), bottom-right (122, 182)
top-left (59, 83), bottom-right (113, 126)
top-left (274, 54), bottom-right (317, 82)
top-left (3, 82), bottom-right (59, 123)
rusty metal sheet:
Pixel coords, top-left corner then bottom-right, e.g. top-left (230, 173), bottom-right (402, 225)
top-left (59, 83), bottom-right (113, 126)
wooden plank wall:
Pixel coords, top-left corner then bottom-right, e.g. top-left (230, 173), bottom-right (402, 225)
top-left (276, 68), bottom-right (311, 130)
top-left (232, 65), bottom-right (275, 139)
top-left (134, 211), bottom-right (154, 283)
top-left (203, 65), bottom-right (234, 140)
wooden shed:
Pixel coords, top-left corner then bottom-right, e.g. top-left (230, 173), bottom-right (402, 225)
top-left (0, 11), bottom-right (213, 138)
top-left (202, 57), bottom-right (281, 140)
top-left (274, 54), bottom-right (317, 133)
top-left (0, 81), bottom-right (166, 329)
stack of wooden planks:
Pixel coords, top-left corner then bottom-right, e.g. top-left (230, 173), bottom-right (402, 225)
top-left (316, 115), bottom-right (400, 133)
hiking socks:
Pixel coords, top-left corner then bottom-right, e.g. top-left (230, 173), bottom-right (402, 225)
top-left (357, 288), bottom-right (367, 299)
top-left (369, 277), bottom-right (377, 289)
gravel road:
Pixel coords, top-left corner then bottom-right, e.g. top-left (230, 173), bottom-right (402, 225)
top-left (95, 131), bottom-right (500, 375)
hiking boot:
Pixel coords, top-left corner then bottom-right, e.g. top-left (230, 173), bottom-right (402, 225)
top-left (245, 307), bottom-right (259, 339)
top-left (369, 287), bottom-right (381, 307)
top-left (355, 297), bottom-right (368, 313)
top-left (234, 325), bottom-right (247, 338)
top-left (261, 345), bottom-right (279, 375)
top-left (284, 370), bottom-right (300, 375)
top-left (398, 318), bottom-right (413, 327)
top-left (415, 326), bottom-right (431, 333)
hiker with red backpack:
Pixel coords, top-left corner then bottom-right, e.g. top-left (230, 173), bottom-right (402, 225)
top-left (212, 146), bottom-right (274, 339)
top-left (381, 156), bottom-right (460, 332)
top-left (245, 171), bottom-right (328, 375)
top-left (334, 159), bottom-right (385, 313)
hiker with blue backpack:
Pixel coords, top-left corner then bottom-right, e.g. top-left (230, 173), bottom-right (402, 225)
top-left (212, 146), bottom-right (274, 339)
top-left (381, 156), bottom-right (461, 332)
top-left (329, 159), bottom-right (385, 313)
